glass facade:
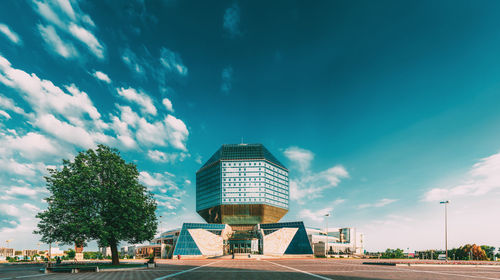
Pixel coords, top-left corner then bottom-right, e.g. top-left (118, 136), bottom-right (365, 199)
top-left (196, 163), bottom-right (221, 211)
top-left (261, 222), bottom-right (313, 254)
top-left (196, 144), bottom-right (289, 216)
top-left (172, 223), bottom-right (226, 256)
top-left (221, 160), bottom-right (288, 209)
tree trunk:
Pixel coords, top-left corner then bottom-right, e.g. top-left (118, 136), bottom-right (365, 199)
top-left (110, 243), bottom-right (119, 265)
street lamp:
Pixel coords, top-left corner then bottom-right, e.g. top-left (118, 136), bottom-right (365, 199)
top-left (324, 213), bottom-right (330, 257)
top-left (159, 215), bottom-right (163, 236)
top-left (6, 239), bottom-right (13, 258)
top-left (440, 200), bottom-right (450, 261)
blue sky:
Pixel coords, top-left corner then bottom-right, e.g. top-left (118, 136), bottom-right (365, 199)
top-left (1, 0), bottom-right (500, 252)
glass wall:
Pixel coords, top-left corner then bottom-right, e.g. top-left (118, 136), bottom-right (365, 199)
top-left (172, 223), bottom-right (226, 256)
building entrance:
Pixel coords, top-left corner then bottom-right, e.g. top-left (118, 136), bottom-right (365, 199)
top-left (228, 238), bottom-right (259, 254)
top-left (229, 240), bottom-right (252, 254)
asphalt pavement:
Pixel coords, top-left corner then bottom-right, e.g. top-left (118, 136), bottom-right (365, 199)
top-left (1, 259), bottom-right (500, 280)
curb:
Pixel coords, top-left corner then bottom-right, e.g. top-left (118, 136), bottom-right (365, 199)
top-left (395, 264), bottom-right (500, 268)
top-left (100, 266), bottom-right (147, 272)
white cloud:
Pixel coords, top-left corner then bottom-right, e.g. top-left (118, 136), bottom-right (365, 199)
top-left (358, 198), bottom-right (397, 209)
top-left (0, 56), bottom-right (101, 123)
top-left (359, 151), bottom-right (500, 251)
top-left (423, 151), bottom-right (500, 202)
top-left (0, 23), bottom-right (22, 45)
top-left (0, 204), bottom-right (20, 217)
top-left (160, 48), bottom-right (188, 76)
top-left (0, 211), bottom-right (40, 248)
top-left (136, 118), bottom-right (167, 146)
top-left (1, 132), bottom-right (61, 160)
top-left (5, 187), bottom-right (44, 198)
top-left (116, 87), bottom-right (157, 116)
top-left (132, 113), bottom-right (189, 151)
top-left (122, 48), bottom-right (145, 76)
top-left (0, 55), bottom-right (120, 154)
top-left (148, 150), bottom-right (174, 163)
top-left (33, 0), bottom-right (65, 28)
top-left (139, 171), bottom-right (184, 206)
top-left (35, 113), bottom-right (107, 148)
top-left (68, 23), bottom-right (104, 59)
top-left (147, 150), bottom-right (188, 163)
top-left (37, 24), bottom-right (78, 59)
top-left (284, 146), bottom-right (314, 172)
top-left (300, 207), bottom-right (333, 223)
top-left (140, 171), bottom-right (167, 187)
top-left (164, 114), bottom-right (189, 151)
top-left (32, 0), bottom-right (105, 59)
top-left (109, 114), bottom-right (136, 149)
top-left (290, 165), bottom-right (349, 203)
top-left (221, 66), bottom-right (233, 94)
top-left (0, 110), bottom-right (10, 119)
top-left (93, 71), bottom-right (111, 84)
top-left (116, 105), bottom-right (140, 127)
top-left (54, 0), bottom-right (76, 21)
top-left (360, 194), bottom-right (500, 251)
top-left (162, 98), bottom-right (173, 112)
top-left (0, 56), bottom-right (109, 148)
top-left (23, 203), bottom-right (40, 213)
top-left (285, 146), bottom-right (348, 203)
top-left (0, 158), bottom-right (36, 177)
top-left (0, 94), bottom-right (27, 116)
top-left (195, 155), bottom-right (202, 164)
top-left (223, 3), bottom-right (241, 37)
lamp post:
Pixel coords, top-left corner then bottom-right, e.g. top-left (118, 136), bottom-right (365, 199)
top-left (159, 215), bottom-right (163, 236)
top-left (440, 200), bottom-right (449, 261)
top-left (5, 239), bottom-right (12, 259)
top-left (324, 213), bottom-right (330, 256)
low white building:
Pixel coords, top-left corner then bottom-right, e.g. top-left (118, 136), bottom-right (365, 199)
top-left (120, 245), bottom-right (136, 258)
top-left (0, 247), bottom-right (14, 259)
top-left (99, 247), bottom-right (112, 257)
top-left (306, 227), bottom-right (364, 256)
top-left (151, 228), bottom-right (181, 258)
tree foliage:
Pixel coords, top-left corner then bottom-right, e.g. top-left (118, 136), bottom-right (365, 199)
top-left (381, 248), bottom-right (405, 259)
top-left (445, 244), bottom-right (492, 260)
top-left (83, 251), bottom-right (103, 260)
top-left (35, 145), bottom-right (157, 264)
top-left (66, 249), bottom-right (76, 259)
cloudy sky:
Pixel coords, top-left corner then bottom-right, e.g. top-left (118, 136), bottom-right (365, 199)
top-left (1, 0), bottom-right (500, 252)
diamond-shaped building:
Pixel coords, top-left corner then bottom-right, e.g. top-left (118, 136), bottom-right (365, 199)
top-left (171, 143), bottom-right (313, 257)
top-left (196, 144), bottom-right (289, 226)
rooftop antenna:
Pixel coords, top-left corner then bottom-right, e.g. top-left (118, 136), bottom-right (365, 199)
top-left (241, 137), bottom-right (244, 144)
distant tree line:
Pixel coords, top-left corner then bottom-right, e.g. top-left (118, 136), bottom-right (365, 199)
top-left (380, 248), bottom-right (405, 259)
top-left (380, 244), bottom-right (498, 260)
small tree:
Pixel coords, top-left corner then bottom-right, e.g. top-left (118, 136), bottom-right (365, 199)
top-left (35, 145), bottom-right (157, 265)
top-left (381, 248), bottom-right (405, 259)
top-left (66, 249), bottom-right (76, 259)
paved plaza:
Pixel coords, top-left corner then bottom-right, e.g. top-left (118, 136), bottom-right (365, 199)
top-left (2, 259), bottom-right (500, 280)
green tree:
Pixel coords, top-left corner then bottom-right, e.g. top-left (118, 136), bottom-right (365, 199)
top-left (480, 246), bottom-right (495, 260)
top-left (381, 248), bottom-right (405, 259)
top-left (35, 145), bottom-right (157, 265)
top-left (66, 249), bottom-right (76, 259)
